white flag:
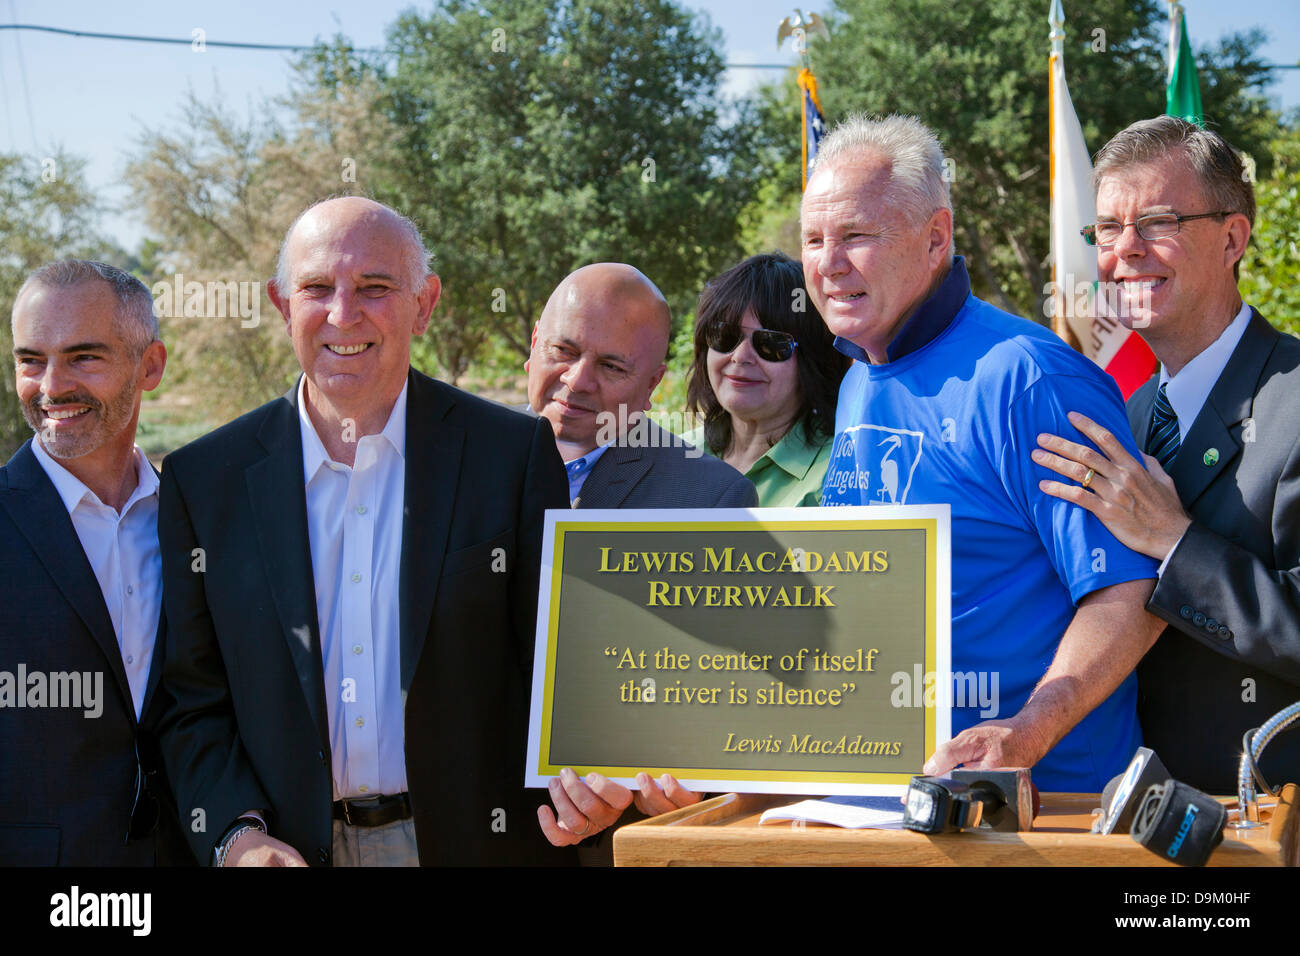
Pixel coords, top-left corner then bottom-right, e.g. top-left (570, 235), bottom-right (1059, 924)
top-left (1049, 46), bottom-right (1098, 351)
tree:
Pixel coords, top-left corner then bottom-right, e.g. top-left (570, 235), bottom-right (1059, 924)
top-left (0, 152), bottom-right (107, 460)
top-left (1240, 118), bottom-right (1300, 340)
top-left (736, 78), bottom-right (807, 257)
top-left (377, 0), bottom-right (765, 378)
top-left (746, 0), bottom-right (1277, 319)
top-left (123, 55), bottom-right (405, 422)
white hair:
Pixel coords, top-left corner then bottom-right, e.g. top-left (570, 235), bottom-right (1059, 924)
top-left (17, 259), bottom-right (159, 355)
top-left (274, 197), bottom-right (434, 294)
top-left (815, 114), bottom-right (955, 253)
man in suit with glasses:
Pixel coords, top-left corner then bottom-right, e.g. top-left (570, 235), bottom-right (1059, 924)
top-left (1034, 116), bottom-right (1300, 793)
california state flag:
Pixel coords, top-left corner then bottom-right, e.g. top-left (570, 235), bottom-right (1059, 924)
top-left (1049, 1), bottom-right (1156, 399)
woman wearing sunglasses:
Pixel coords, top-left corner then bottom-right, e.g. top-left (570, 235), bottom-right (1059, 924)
top-left (685, 253), bottom-right (846, 507)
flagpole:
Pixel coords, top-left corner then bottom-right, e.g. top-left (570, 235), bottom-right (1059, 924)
top-left (800, 71), bottom-right (810, 188)
top-left (1047, 0), bottom-right (1079, 347)
top-left (778, 10), bottom-right (829, 189)
top-left (1167, 1), bottom-right (1181, 87)
top-left (1166, 1), bottom-right (1204, 125)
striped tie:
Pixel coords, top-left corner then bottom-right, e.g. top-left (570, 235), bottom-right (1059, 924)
top-left (1146, 383), bottom-right (1181, 469)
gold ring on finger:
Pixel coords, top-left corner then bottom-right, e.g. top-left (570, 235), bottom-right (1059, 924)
top-left (1081, 467), bottom-right (1095, 490)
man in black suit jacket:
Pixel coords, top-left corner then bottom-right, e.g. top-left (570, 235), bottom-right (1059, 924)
top-left (528, 262), bottom-right (756, 511)
top-left (525, 263), bottom-right (755, 846)
top-left (1035, 117), bottom-right (1300, 793)
top-left (2, 260), bottom-right (190, 865)
top-left (158, 198), bottom-right (572, 866)
top-left (573, 418), bottom-right (753, 509)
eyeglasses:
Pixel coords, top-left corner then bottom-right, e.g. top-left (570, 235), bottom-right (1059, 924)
top-left (1081, 211), bottom-right (1230, 247)
top-left (704, 323), bottom-right (798, 362)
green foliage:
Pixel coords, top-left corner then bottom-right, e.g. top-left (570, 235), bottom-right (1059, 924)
top-left (0, 152), bottom-right (109, 461)
top-left (747, 0), bottom-right (1278, 319)
top-left (653, 310), bottom-right (698, 419)
top-left (736, 78), bottom-right (805, 257)
top-left (123, 65), bottom-right (403, 423)
top-left (376, 0), bottom-right (764, 377)
top-left (1240, 119), bottom-right (1300, 339)
top-left (16, 3), bottom-right (1289, 463)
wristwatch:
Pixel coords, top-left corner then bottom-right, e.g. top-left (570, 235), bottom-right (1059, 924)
top-left (212, 816), bottom-right (267, 868)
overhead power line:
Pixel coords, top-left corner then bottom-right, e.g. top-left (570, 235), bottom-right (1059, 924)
top-left (0, 24), bottom-right (794, 67)
top-left (6, 5), bottom-right (40, 149)
top-left (0, 22), bottom-right (1296, 70)
top-left (0, 22), bottom-right (328, 52)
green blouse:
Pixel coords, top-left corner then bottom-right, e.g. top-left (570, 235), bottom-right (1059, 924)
top-left (684, 420), bottom-right (832, 508)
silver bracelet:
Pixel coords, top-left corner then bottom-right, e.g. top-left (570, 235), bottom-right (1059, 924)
top-left (214, 821), bottom-right (265, 868)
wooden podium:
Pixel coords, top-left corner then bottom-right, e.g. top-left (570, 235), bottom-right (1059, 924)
top-left (614, 787), bottom-right (1297, 866)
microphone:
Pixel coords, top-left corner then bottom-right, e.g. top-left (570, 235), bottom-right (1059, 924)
top-left (1130, 779), bottom-right (1227, 867)
top-left (903, 768), bottom-right (1037, 834)
top-left (1096, 746), bottom-right (1171, 835)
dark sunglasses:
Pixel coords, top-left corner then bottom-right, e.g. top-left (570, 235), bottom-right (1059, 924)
top-left (705, 323), bottom-right (798, 362)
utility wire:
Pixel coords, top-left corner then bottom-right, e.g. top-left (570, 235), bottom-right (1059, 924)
top-left (7, 5), bottom-right (40, 150)
top-left (2, 24), bottom-right (810, 69)
top-left (0, 22), bottom-right (1296, 70)
top-left (0, 31), bottom-right (17, 148)
top-left (0, 22), bottom-right (332, 52)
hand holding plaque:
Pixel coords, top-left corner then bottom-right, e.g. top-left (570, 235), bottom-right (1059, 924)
top-left (537, 769), bottom-right (702, 847)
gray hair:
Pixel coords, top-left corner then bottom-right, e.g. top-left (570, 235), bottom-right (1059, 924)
top-left (1093, 117), bottom-right (1254, 276)
top-left (274, 197), bottom-right (434, 294)
top-left (815, 114), bottom-right (955, 252)
top-left (17, 259), bottom-right (158, 354)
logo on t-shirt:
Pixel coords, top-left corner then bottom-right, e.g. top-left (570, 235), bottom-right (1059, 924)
top-left (823, 424), bottom-right (925, 505)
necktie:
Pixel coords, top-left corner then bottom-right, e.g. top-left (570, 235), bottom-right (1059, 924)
top-left (1146, 383), bottom-right (1181, 469)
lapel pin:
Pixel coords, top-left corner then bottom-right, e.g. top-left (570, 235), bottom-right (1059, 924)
top-left (1203, 448), bottom-right (1219, 466)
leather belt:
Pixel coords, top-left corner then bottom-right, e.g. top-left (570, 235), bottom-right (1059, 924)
top-left (332, 793), bottom-right (412, 828)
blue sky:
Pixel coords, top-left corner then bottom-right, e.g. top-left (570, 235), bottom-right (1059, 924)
top-left (2, 1), bottom-right (1295, 249)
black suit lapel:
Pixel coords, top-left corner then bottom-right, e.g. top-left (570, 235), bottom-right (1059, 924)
top-left (0, 441), bottom-right (137, 720)
top-left (244, 387), bottom-right (330, 753)
top-left (1168, 310), bottom-right (1277, 508)
top-left (1127, 375), bottom-right (1159, 451)
top-left (141, 607), bottom-right (166, 719)
top-left (140, 461), bottom-right (167, 718)
top-left (575, 445), bottom-right (650, 509)
top-left (399, 371), bottom-right (463, 691)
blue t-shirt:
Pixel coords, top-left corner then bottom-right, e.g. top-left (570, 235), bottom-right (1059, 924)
top-left (822, 267), bottom-right (1157, 792)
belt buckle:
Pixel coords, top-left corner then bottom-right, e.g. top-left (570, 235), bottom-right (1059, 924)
top-left (339, 798), bottom-right (367, 826)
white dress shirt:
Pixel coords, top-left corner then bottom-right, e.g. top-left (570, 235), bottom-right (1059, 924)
top-left (1155, 302), bottom-right (1252, 574)
top-left (1160, 302), bottom-right (1252, 445)
top-left (298, 377), bottom-right (408, 801)
top-left (31, 439), bottom-right (161, 718)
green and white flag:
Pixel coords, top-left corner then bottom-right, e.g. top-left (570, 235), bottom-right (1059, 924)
top-left (1167, 2), bottom-right (1204, 125)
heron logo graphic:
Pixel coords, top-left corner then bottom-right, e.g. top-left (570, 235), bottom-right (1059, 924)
top-left (823, 424), bottom-right (925, 505)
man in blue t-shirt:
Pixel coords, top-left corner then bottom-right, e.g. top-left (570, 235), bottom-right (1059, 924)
top-left (802, 115), bottom-right (1165, 792)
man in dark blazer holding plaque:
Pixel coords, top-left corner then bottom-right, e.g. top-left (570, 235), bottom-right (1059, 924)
top-left (524, 263), bottom-right (756, 847)
top-left (1, 260), bottom-right (191, 865)
top-left (1034, 117), bottom-right (1300, 794)
top-left (527, 262), bottom-right (757, 511)
top-left (157, 198), bottom-right (573, 866)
